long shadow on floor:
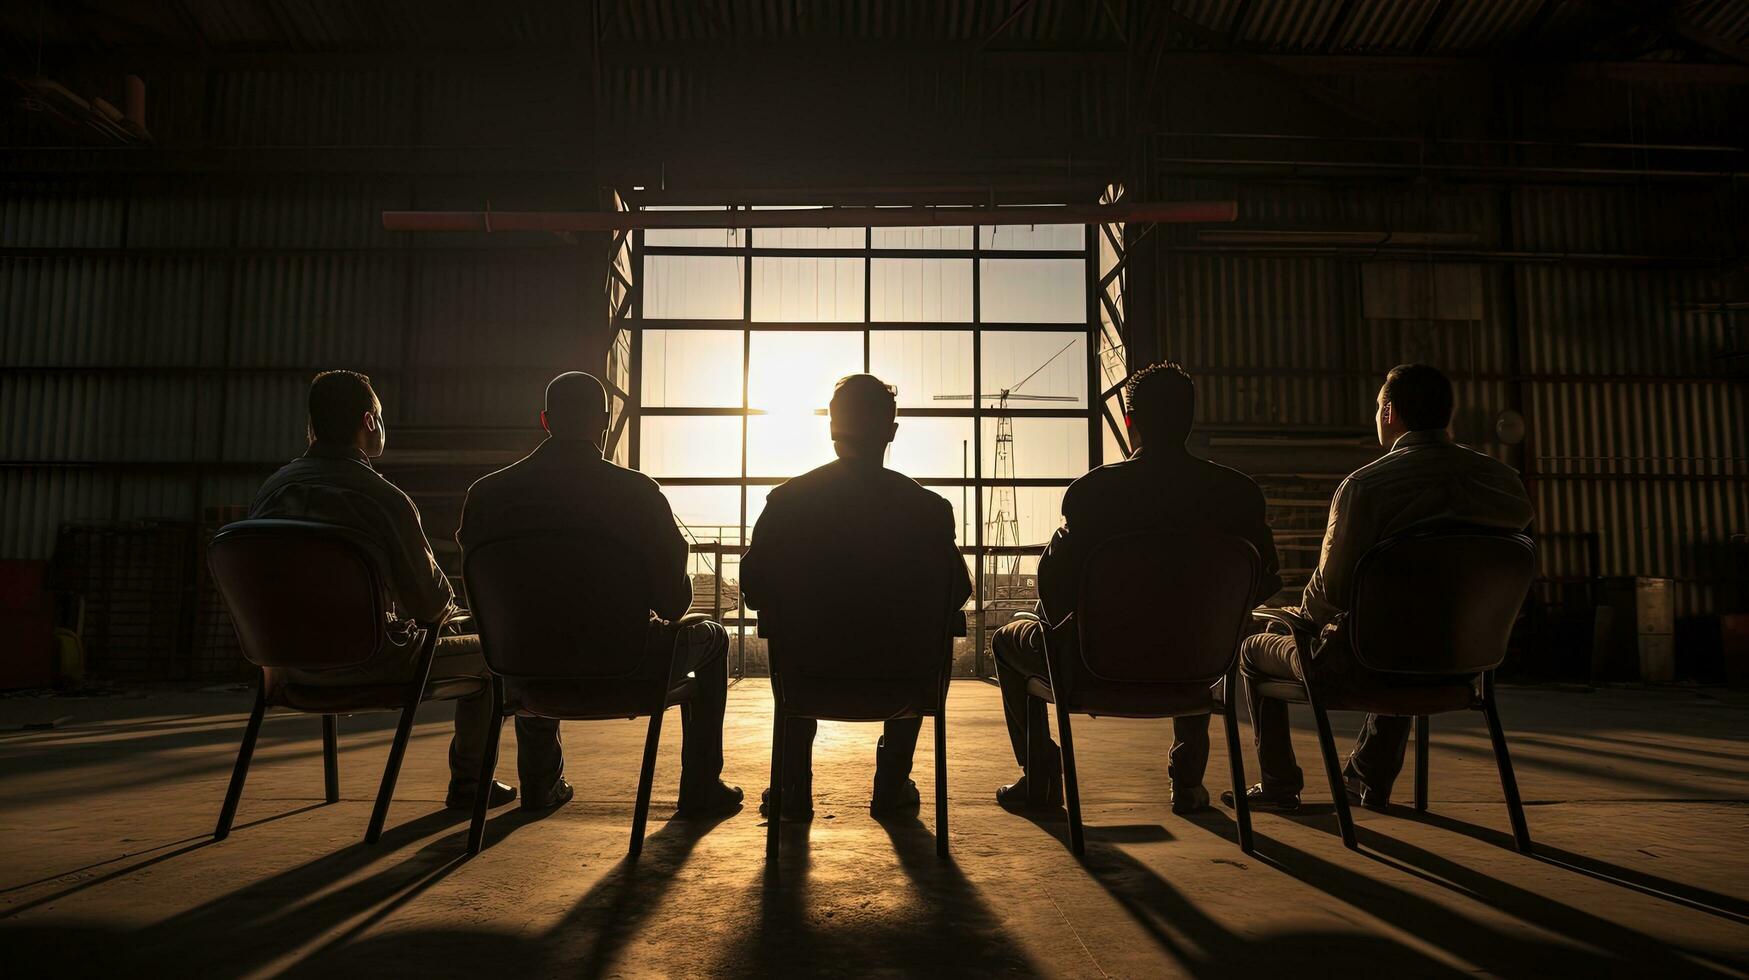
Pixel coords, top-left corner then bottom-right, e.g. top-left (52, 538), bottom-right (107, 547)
top-left (712, 813), bottom-right (1044, 977)
top-left (1020, 810), bottom-right (1473, 978)
top-left (1181, 810), bottom-right (1745, 976)
top-left (1400, 807), bottom-right (1749, 926)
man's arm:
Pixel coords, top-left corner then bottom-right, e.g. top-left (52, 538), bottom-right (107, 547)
top-left (1035, 479), bottom-right (1082, 624)
top-left (937, 497), bottom-right (972, 611)
top-left (1244, 483), bottom-right (1284, 605)
top-left (647, 489), bottom-right (693, 622)
top-left (385, 490), bottom-right (455, 623)
top-left (739, 501), bottom-right (782, 613)
top-left (1300, 476), bottom-right (1370, 629)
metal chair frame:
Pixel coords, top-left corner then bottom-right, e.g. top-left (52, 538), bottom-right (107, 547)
top-left (209, 519), bottom-right (454, 845)
top-left (1246, 527), bottom-right (1535, 854)
top-left (462, 533), bottom-right (713, 858)
top-left (1033, 531), bottom-right (1262, 857)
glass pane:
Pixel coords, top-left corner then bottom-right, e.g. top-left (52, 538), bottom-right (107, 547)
top-left (1102, 394), bottom-right (1130, 464)
top-left (641, 416), bottom-right (741, 477)
top-left (746, 412), bottom-right (835, 477)
top-left (979, 485), bottom-right (1067, 549)
top-left (868, 330), bottom-right (972, 407)
top-left (871, 225), bottom-right (973, 250)
top-left (751, 257), bottom-right (865, 322)
top-left (747, 331), bottom-right (863, 414)
top-left (663, 485), bottom-right (743, 546)
top-left (870, 258), bottom-right (972, 322)
top-left (887, 417), bottom-right (974, 480)
top-left (980, 258), bottom-right (1085, 323)
top-left (980, 223), bottom-right (1084, 251)
top-left (641, 329), bottom-right (743, 407)
top-left (642, 207), bottom-right (746, 247)
top-left (980, 331), bottom-right (1088, 408)
top-left (751, 209), bottom-right (862, 247)
top-left (643, 255), bottom-right (745, 319)
top-left (982, 417), bottom-right (1088, 479)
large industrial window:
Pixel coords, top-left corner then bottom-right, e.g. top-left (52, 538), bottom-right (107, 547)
top-left (622, 207), bottom-right (1101, 676)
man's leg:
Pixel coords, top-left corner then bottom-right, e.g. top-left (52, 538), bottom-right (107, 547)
top-left (434, 634), bottom-right (506, 798)
top-left (1345, 713), bottom-right (1413, 803)
top-left (670, 620), bottom-right (732, 800)
top-left (873, 716), bottom-right (923, 796)
top-left (515, 716), bottom-right (564, 804)
top-left (1168, 715), bottom-right (1210, 789)
top-left (992, 619), bottom-right (1058, 785)
top-left (1239, 632), bottom-right (1305, 797)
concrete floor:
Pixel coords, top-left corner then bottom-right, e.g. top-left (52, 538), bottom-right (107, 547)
top-left (1, 680), bottom-right (1745, 979)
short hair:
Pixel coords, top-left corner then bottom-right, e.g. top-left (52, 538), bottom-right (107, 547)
top-left (308, 370), bottom-right (376, 444)
top-left (544, 371), bottom-right (608, 436)
top-left (1381, 363), bottom-right (1454, 430)
top-left (1124, 361), bottom-right (1195, 443)
top-left (828, 374), bottom-right (897, 442)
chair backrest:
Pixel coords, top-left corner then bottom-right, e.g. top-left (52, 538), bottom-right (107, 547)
top-left (764, 550), bottom-right (958, 692)
top-left (1073, 530), bottom-right (1260, 686)
top-left (207, 519), bottom-right (388, 670)
top-left (1348, 526), bottom-right (1535, 675)
top-left (462, 533), bottom-right (653, 680)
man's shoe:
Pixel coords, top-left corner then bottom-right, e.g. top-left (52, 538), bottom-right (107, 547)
top-left (870, 778), bottom-right (921, 817)
top-left (995, 773), bottom-right (1062, 811)
top-left (1171, 783), bottom-right (1211, 815)
top-left (757, 786), bottom-right (813, 821)
top-left (1220, 783), bottom-right (1301, 812)
top-left (446, 779), bottom-right (518, 811)
top-left (520, 778), bottom-right (573, 813)
top-left (676, 780), bottom-right (744, 818)
top-left (1342, 767), bottom-right (1390, 813)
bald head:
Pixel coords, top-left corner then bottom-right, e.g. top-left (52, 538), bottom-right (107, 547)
top-left (543, 371), bottom-right (609, 444)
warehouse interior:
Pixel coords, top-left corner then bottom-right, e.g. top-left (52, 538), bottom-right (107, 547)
top-left (2, 1), bottom-right (1746, 976)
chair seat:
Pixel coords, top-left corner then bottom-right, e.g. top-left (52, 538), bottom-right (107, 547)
top-left (1243, 670), bottom-right (1479, 715)
top-left (777, 676), bottom-right (939, 721)
top-left (1026, 676), bottom-right (1223, 718)
top-left (268, 674), bottom-right (485, 713)
top-left (505, 676), bottom-right (698, 721)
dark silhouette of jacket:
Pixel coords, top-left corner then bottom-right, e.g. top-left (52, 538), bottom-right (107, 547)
top-left (457, 438), bottom-right (693, 621)
top-left (742, 458), bottom-right (973, 627)
top-left (1037, 445), bottom-right (1283, 623)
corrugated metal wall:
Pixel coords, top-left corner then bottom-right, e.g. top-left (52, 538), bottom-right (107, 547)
top-left (1, 67), bottom-right (605, 676)
top-left (1150, 178), bottom-right (1747, 619)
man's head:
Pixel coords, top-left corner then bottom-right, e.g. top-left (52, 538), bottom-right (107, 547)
top-left (542, 371), bottom-right (610, 447)
top-left (1376, 363), bottom-right (1454, 447)
top-left (828, 374), bottom-right (898, 461)
top-left (308, 370), bottom-right (384, 457)
top-left (1123, 361), bottom-right (1195, 450)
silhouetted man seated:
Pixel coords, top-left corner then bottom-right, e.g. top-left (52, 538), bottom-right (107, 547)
top-left (1229, 363), bottom-right (1533, 813)
top-left (250, 370), bottom-right (518, 812)
top-left (741, 374), bottom-right (973, 819)
top-left (990, 362), bottom-right (1283, 814)
top-left (457, 372), bottom-right (743, 817)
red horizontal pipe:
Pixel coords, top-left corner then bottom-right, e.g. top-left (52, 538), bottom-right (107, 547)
top-left (381, 201), bottom-right (1237, 233)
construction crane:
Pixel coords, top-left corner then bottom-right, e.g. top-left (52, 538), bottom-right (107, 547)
top-left (934, 338), bottom-right (1080, 615)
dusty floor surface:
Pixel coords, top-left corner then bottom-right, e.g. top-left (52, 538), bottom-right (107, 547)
top-left (1, 679), bottom-right (1745, 978)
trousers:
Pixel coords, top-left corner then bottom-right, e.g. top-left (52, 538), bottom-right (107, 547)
top-left (990, 618), bottom-right (1213, 788)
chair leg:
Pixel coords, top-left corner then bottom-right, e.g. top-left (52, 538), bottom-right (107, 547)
top-left (1054, 700), bottom-right (1085, 857)
top-left (934, 704), bottom-right (949, 858)
top-left (630, 701), bottom-right (666, 859)
top-left (1414, 715), bottom-right (1430, 813)
top-left (1309, 700), bottom-right (1357, 850)
top-left (366, 627), bottom-right (441, 845)
top-left (214, 680), bottom-right (268, 840)
top-left (766, 711), bottom-right (786, 860)
top-left (1482, 679), bottom-right (1533, 855)
top-left (467, 677), bottom-right (506, 856)
top-left (322, 714), bottom-right (340, 804)
top-left (1221, 671), bottom-right (1254, 854)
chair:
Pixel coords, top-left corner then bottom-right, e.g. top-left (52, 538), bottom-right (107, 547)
top-left (208, 519), bottom-right (482, 844)
top-left (1032, 530), bottom-right (1262, 857)
top-left (1245, 526), bottom-right (1536, 853)
top-left (461, 532), bottom-right (714, 857)
top-left (762, 560), bottom-right (963, 861)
